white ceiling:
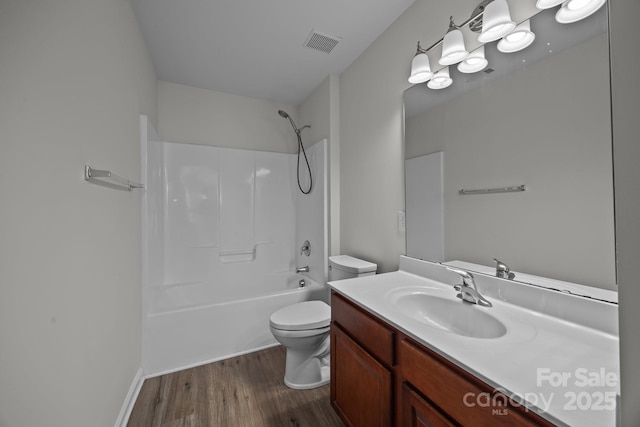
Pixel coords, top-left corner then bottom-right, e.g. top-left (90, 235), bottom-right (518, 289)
top-left (131, 0), bottom-right (416, 106)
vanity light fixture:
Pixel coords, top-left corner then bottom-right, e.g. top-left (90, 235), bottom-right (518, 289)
top-left (458, 46), bottom-right (488, 73)
top-left (408, 43), bottom-right (433, 84)
top-left (439, 17), bottom-right (469, 65)
top-left (408, 0), bottom-right (607, 90)
top-left (555, 0), bottom-right (607, 23)
top-left (497, 20), bottom-right (535, 53)
top-left (477, 0), bottom-right (516, 43)
top-left (427, 67), bottom-right (453, 90)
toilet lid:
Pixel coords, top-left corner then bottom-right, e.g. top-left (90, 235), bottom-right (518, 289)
top-left (270, 301), bottom-right (330, 331)
top-left (329, 255), bottom-right (377, 274)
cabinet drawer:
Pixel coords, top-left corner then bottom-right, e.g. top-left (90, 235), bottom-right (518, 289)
top-left (400, 339), bottom-right (553, 427)
top-left (331, 292), bottom-right (394, 367)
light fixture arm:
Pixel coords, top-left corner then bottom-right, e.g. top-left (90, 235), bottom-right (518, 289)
top-left (417, 3), bottom-right (488, 54)
top-left (468, 0), bottom-right (495, 32)
top-left (415, 41), bottom-right (427, 55)
top-left (447, 16), bottom-right (461, 32)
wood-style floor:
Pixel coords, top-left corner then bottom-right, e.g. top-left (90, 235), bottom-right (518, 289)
top-left (128, 346), bottom-right (344, 427)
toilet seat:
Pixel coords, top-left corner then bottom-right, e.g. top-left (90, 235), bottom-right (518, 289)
top-left (270, 325), bottom-right (330, 339)
top-left (270, 301), bottom-right (330, 331)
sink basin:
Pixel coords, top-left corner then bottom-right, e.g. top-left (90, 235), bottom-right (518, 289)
top-left (390, 291), bottom-right (507, 339)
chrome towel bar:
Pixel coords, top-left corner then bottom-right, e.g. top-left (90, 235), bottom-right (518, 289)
top-left (459, 185), bottom-right (525, 195)
top-left (84, 165), bottom-right (144, 191)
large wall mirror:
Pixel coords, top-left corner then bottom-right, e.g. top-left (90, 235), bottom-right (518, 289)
top-left (404, 4), bottom-right (615, 292)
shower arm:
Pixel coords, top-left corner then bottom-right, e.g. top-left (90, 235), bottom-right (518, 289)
top-left (287, 117), bottom-right (310, 135)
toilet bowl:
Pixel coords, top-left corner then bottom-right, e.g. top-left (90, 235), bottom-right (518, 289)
top-left (270, 300), bottom-right (331, 389)
top-left (270, 255), bottom-right (377, 390)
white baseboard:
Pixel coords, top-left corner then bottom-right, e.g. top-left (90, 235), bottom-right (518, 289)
top-left (144, 342), bottom-right (280, 379)
top-left (115, 367), bottom-right (145, 427)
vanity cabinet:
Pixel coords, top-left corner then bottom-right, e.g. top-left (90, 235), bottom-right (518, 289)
top-left (330, 291), bottom-right (554, 427)
top-left (399, 339), bottom-right (553, 426)
top-left (330, 293), bottom-right (394, 427)
top-left (331, 325), bottom-right (393, 426)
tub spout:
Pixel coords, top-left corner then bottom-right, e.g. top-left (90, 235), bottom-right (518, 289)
top-left (296, 266), bottom-right (309, 273)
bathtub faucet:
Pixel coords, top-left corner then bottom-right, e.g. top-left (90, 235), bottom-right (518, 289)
top-left (296, 266), bottom-right (309, 273)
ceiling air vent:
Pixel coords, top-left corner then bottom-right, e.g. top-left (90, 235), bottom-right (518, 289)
top-left (304, 30), bottom-right (341, 54)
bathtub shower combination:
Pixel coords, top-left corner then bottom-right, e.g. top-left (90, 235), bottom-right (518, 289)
top-left (141, 118), bottom-right (327, 375)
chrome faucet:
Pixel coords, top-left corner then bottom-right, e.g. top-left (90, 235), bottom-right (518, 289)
top-left (446, 267), bottom-right (492, 307)
top-left (296, 266), bottom-right (309, 273)
top-left (493, 258), bottom-right (515, 280)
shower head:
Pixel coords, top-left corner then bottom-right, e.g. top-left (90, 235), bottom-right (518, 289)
top-left (278, 109), bottom-right (310, 136)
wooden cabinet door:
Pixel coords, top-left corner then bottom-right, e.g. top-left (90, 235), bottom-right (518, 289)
top-left (400, 339), bottom-right (553, 427)
top-left (331, 324), bottom-right (392, 427)
top-left (402, 384), bottom-right (457, 427)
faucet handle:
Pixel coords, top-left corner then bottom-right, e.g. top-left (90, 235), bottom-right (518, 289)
top-left (493, 258), bottom-right (515, 280)
top-left (300, 240), bottom-right (311, 256)
top-left (446, 267), bottom-right (475, 287)
top-left (446, 266), bottom-right (473, 280)
top-left (493, 258), bottom-right (509, 271)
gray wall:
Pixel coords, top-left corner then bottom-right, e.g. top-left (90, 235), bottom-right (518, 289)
top-left (609, 0), bottom-right (640, 424)
top-left (157, 81), bottom-right (299, 153)
top-left (406, 34), bottom-right (615, 290)
top-left (338, 0), bottom-right (476, 273)
top-left (0, 0), bottom-right (157, 426)
top-left (299, 75), bottom-right (342, 256)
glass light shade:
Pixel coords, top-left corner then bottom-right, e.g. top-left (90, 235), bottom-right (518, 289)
top-left (567, 0), bottom-right (592, 9)
top-left (408, 52), bottom-right (433, 84)
top-left (439, 29), bottom-right (469, 65)
top-left (556, 0), bottom-right (606, 23)
top-left (458, 46), bottom-right (488, 73)
top-left (427, 67), bottom-right (453, 89)
top-left (536, 0), bottom-right (564, 9)
top-left (478, 0), bottom-right (516, 43)
top-left (409, 53), bottom-right (433, 84)
top-left (497, 20), bottom-right (535, 53)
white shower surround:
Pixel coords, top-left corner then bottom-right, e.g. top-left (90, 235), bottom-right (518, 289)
top-left (140, 116), bottom-right (328, 375)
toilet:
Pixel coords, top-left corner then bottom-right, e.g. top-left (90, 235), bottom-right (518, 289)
top-left (327, 254), bottom-right (377, 281)
top-left (269, 255), bottom-right (377, 389)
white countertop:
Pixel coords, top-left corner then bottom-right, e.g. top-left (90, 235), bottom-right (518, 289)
top-left (328, 257), bottom-right (619, 427)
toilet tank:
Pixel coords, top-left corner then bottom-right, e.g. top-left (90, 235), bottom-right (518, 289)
top-left (328, 255), bottom-right (377, 281)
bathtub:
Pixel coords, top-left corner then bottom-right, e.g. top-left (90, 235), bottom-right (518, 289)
top-left (142, 273), bottom-right (327, 376)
